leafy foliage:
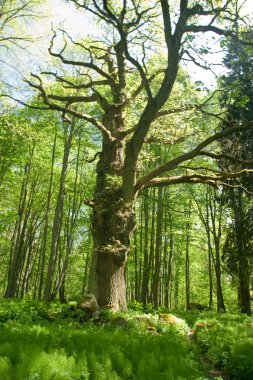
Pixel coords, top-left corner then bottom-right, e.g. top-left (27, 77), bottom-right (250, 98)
top-left (193, 313), bottom-right (253, 379)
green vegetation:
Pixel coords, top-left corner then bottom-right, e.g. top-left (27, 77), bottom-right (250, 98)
top-left (0, 300), bottom-right (253, 379)
top-left (1, 1), bottom-right (253, 378)
top-left (0, 300), bottom-right (204, 380)
top-left (0, 323), bottom-right (201, 380)
top-left (193, 313), bottom-right (253, 380)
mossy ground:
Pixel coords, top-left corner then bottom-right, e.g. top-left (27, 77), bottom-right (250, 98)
top-left (0, 300), bottom-right (252, 379)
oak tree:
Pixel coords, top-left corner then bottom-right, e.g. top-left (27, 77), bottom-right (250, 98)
top-left (25, 0), bottom-right (253, 310)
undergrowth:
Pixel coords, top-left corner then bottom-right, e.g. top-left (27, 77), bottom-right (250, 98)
top-left (0, 299), bottom-right (252, 379)
top-left (0, 322), bottom-right (206, 379)
top-left (191, 313), bottom-right (253, 380)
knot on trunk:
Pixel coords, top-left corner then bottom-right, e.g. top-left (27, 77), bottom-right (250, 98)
top-left (111, 204), bottom-right (136, 233)
top-left (98, 239), bottom-right (127, 266)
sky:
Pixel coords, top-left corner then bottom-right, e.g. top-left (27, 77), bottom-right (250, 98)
top-left (2, 0), bottom-right (253, 94)
top-left (41, 0), bottom-right (253, 88)
top-left (45, 0), bottom-right (253, 36)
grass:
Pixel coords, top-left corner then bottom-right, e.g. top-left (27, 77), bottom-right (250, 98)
top-left (0, 300), bottom-right (252, 379)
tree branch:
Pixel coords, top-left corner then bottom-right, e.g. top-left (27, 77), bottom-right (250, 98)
top-left (47, 93), bottom-right (98, 104)
top-left (136, 121), bottom-right (253, 191)
top-left (48, 31), bottom-right (114, 82)
top-left (42, 71), bottom-right (110, 90)
top-left (25, 74), bottom-right (114, 140)
top-left (143, 169), bottom-right (253, 190)
top-left (199, 150), bottom-right (253, 166)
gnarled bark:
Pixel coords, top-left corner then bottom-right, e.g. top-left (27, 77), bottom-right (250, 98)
top-left (89, 136), bottom-right (135, 310)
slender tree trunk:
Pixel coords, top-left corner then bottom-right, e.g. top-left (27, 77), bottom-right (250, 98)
top-left (168, 234), bottom-right (174, 309)
top-left (44, 123), bottom-right (74, 301)
top-left (192, 187), bottom-right (225, 311)
top-left (185, 224), bottom-right (190, 310)
top-left (164, 209), bottom-right (174, 309)
top-left (163, 206), bottom-right (168, 307)
top-left (209, 190), bottom-right (226, 312)
top-left (164, 220), bottom-right (173, 308)
top-left (213, 236), bottom-right (226, 312)
top-left (20, 226), bottom-right (35, 298)
top-left (232, 190), bottom-right (251, 315)
top-left (5, 143), bottom-right (35, 298)
top-left (174, 263), bottom-right (179, 310)
top-left (53, 131), bottom-right (83, 300)
top-left (82, 248), bottom-right (91, 296)
top-left (134, 230), bottom-right (139, 301)
top-left (205, 195), bottom-right (213, 309)
top-left (152, 187), bottom-right (163, 309)
top-left (148, 191), bottom-right (156, 303)
top-left (137, 206), bottom-right (143, 301)
top-left (207, 238), bottom-right (213, 309)
top-left (141, 191), bottom-right (150, 305)
top-left (237, 242), bottom-right (251, 314)
top-left (38, 130), bottom-right (57, 299)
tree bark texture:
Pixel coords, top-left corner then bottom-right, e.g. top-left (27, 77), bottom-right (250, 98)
top-left (209, 191), bottom-right (226, 312)
top-left (44, 123), bottom-right (74, 301)
top-left (5, 144), bottom-right (35, 298)
top-left (232, 190), bottom-right (251, 315)
top-left (141, 190), bottom-right (150, 305)
top-left (152, 187), bottom-right (163, 309)
top-left (88, 137), bottom-right (135, 310)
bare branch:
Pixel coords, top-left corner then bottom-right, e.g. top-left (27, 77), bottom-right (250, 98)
top-left (199, 151), bottom-right (253, 166)
top-left (156, 90), bottom-right (225, 120)
top-left (48, 31), bottom-right (114, 82)
top-left (125, 69), bottom-right (164, 105)
top-left (67, 0), bottom-right (114, 25)
top-left (119, 29), bottom-right (153, 100)
top-left (143, 169), bottom-right (253, 190)
top-left (25, 74), bottom-right (115, 140)
top-left (41, 71), bottom-right (110, 90)
top-left (185, 25), bottom-right (253, 46)
top-left (47, 93), bottom-right (98, 104)
top-left (136, 121), bottom-right (253, 191)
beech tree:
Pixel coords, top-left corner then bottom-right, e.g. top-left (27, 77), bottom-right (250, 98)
top-left (24, 0), bottom-right (253, 310)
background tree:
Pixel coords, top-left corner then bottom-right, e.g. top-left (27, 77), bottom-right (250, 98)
top-left (0, 104), bottom-right (96, 299)
top-left (219, 27), bottom-right (253, 315)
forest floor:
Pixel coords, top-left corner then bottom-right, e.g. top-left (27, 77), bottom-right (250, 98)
top-left (0, 300), bottom-right (252, 379)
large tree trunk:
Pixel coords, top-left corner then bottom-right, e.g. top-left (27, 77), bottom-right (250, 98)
top-left (89, 198), bottom-right (135, 310)
top-left (88, 136), bottom-right (135, 310)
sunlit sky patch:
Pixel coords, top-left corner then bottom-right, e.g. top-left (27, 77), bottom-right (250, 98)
top-left (44, 0), bottom-right (253, 89)
top-left (2, 0), bottom-right (253, 93)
